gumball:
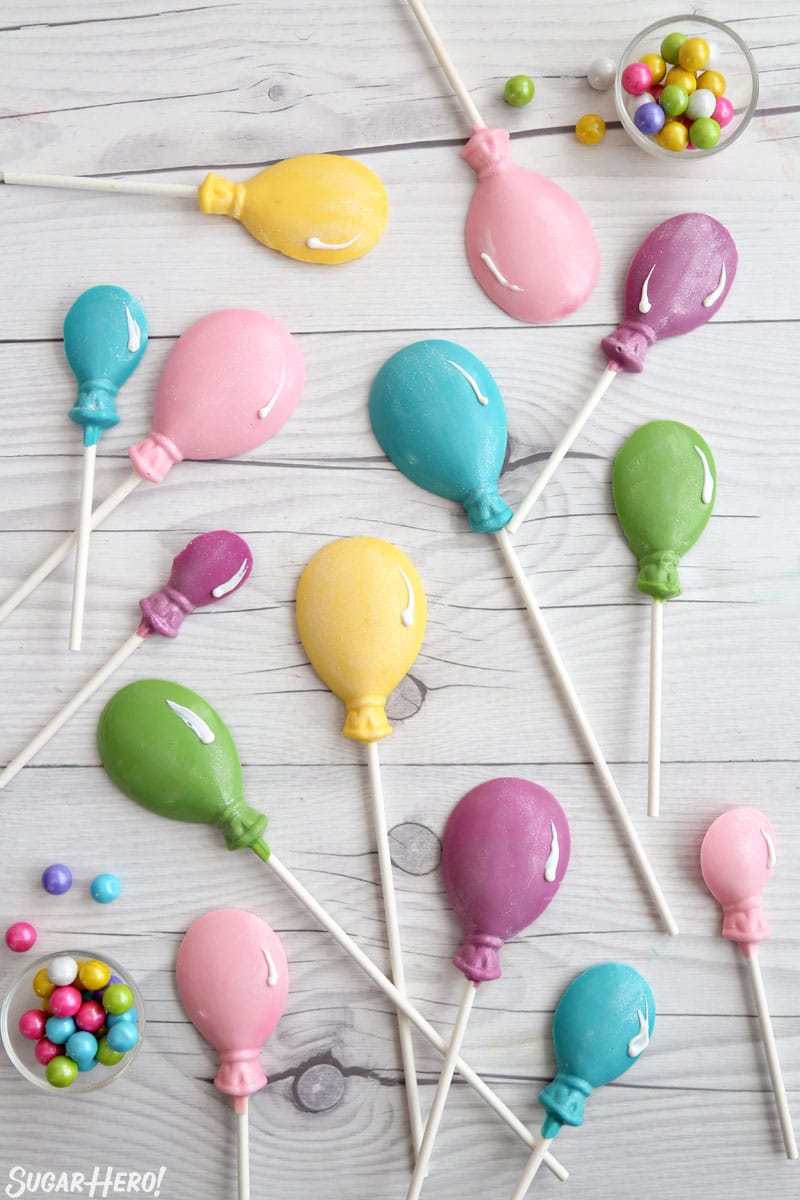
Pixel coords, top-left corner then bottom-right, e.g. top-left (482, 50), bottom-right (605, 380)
top-left (628, 92), bottom-right (654, 115)
top-left (660, 31), bottom-right (687, 64)
top-left (75, 1000), bottom-right (106, 1033)
top-left (640, 53), bottom-right (666, 85)
top-left (634, 102), bottom-right (666, 136)
top-left (78, 959), bottom-right (111, 991)
top-left (34, 1037), bottom-right (62, 1066)
top-left (686, 88), bottom-right (717, 121)
top-left (107, 1006), bottom-right (138, 1026)
top-left (19, 1009), bottom-right (47, 1040)
top-left (45, 1014), bottom-right (76, 1044)
top-left (90, 873), bottom-right (120, 903)
top-left (575, 114), bottom-right (606, 145)
top-left (48, 985), bottom-right (82, 1018)
top-left (107, 1021), bottom-right (139, 1053)
top-left (678, 36), bottom-right (710, 73)
top-left (587, 57), bottom-right (616, 91)
top-left (5, 922), bottom-right (36, 952)
top-left (713, 95), bottom-right (734, 128)
top-left (66, 1030), bottom-right (98, 1064)
top-left (698, 69), bottom-right (726, 97)
top-left (47, 954), bottom-right (78, 986)
top-left (621, 62), bottom-right (652, 95)
top-left (689, 117), bottom-right (721, 149)
top-left (503, 75), bottom-right (535, 107)
top-left (665, 66), bottom-right (696, 94)
top-left (95, 973), bottom-right (122, 998)
top-left (32, 967), bottom-right (55, 1000)
top-left (41, 863), bottom-right (72, 895)
top-left (77, 1057), bottom-right (99, 1072)
top-left (102, 983), bottom-right (134, 1015)
top-left (651, 84), bottom-right (664, 103)
top-left (96, 1035), bottom-right (125, 1066)
top-left (45, 1055), bottom-right (79, 1088)
top-left (655, 120), bottom-right (689, 152)
top-left (659, 83), bottom-right (689, 117)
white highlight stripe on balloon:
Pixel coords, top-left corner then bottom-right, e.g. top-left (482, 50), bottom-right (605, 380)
top-left (306, 232), bottom-right (362, 250)
top-left (124, 306), bottom-right (142, 352)
top-left (627, 1004), bottom-right (650, 1057)
top-left (165, 699), bottom-right (216, 744)
top-left (762, 828), bottom-right (777, 869)
top-left (262, 947), bottom-right (279, 987)
top-left (446, 359), bottom-right (489, 406)
top-left (694, 445), bottom-right (714, 504)
top-left (258, 362), bottom-right (286, 420)
top-left (544, 820), bottom-right (559, 882)
top-left (638, 264), bottom-right (655, 314)
top-left (398, 567), bottom-right (415, 627)
top-left (211, 557), bottom-right (250, 598)
top-left (703, 261), bottom-right (727, 308)
top-left (479, 251), bottom-right (522, 292)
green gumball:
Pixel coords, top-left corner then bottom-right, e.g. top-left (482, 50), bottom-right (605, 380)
top-left (689, 117), bottom-right (721, 149)
top-left (660, 31), bottom-right (687, 64)
top-left (96, 1036), bottom-right (126, 1066)
top-left (504, 74), bottom-right (535, 107)
top-left (46, 1055), bottom-right (79, 1088)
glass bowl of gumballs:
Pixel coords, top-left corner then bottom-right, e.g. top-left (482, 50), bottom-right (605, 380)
top-left (1, 950), bottom-right (144, 1092)
top-left (614, 15), bottom-right (758, 158)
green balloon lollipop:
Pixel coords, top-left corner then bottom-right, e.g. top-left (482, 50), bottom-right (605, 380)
top-left (97, 679), bottom-right (268, 853)
top-left (612, 419), bottom-right (716, 601)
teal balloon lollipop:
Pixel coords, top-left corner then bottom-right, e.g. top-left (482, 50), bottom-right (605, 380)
top-left (369, 339), bottom-right (513, 533)
top-left (64, 285), bottom-right (148, 447)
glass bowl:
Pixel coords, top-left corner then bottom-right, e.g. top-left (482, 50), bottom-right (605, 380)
top-left (1, 949), bottom-right (144, 1093)
top-left (614, 15), bottom-right (759, 160)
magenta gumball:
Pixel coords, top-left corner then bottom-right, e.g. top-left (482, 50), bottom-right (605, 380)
top-left (4, 922), bottom-right (36, 953)
top-left (701, 807), bottom-right (776, 950)
top-left (19, 1009), bottom-right (47, 1040)
top-left (49, 986), bottom-right (83, 1018)
top-left (621, 62), bottom-right (653, 95)
top-left (442, 778), bottom-right (570, 983)
top-left (75, 1000), bottom-right (106, 1033)
top-left (713, 95), bottom-right (734, 127)
top-left (34, 1037), bottom-right (63, 1066)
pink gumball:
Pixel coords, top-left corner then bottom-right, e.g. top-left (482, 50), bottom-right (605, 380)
top-left (4, 922), bottom-right (36, 952)
top-left (19, 1009), bottom-right (47, 1040)
top-left (75, 1000), bottom-right (106, 1033)
top-left (34, 1037), bottom-right (63, 1065)
top-left (48, 985), bottom-right (83, 1017)
top-left (128, 310), bottom-right (305, 483)
top-left (713, 95), bottom-right (734, 128)
top-left (622, 62), bottom-right (653, 95)
top-left (700, 807), bottom-right (776, 951)
top-left (176, 909), bottom-right (289, 1112)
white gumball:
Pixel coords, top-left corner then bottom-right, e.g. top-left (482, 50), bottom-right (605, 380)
top-left (47, 954), bottom-right (78, 986)
top-left (628, 91), bottom-right (655, 115)
top-left (588, 57), bottom-right (617, 91)
top-left (703, 37), bottom-right (721, 69)
top-left (687, 87), bottom-right (717, 120)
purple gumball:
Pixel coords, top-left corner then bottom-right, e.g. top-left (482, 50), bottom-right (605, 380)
top-left (601, 213), bottom-right (737, 372)
top-left (441, 778), bottom-right (570, 983)
top-left (633, 101), bottom-right (665, 137)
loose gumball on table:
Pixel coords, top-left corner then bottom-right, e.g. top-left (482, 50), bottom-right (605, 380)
top-left (41, 863), bottom-right (72, 895)
top-left (5, 923), bottom-right (37, 953)
top-left (405, 779), bottom-right (570, 1200)
top-left (701, 809), bottom-right (798, 1159)
top-left (90, 873), bottom-right (121, 904)
top-left (0, 529), bottom-right (254, 789)
top-left (503, 75), bottom-right (535, 106)
top-left (96, 678), bottom-right (568, 1179)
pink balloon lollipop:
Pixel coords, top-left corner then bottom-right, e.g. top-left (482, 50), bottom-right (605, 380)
top-left (701, 809), bottom-right (798, 1159)
top-left (176, 908), bottom-right (289, 1111)
top-left (130, 309), bottom-right (305, 481)
top-left (462, 129), bottom-right (600, 324)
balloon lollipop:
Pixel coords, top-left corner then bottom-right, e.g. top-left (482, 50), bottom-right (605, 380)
top-left (404, 0), bottom-right (599, 322)
top-left (0, 531), bottom-right (252, 789)
top-left (406, 779), bottom-right (570, 1200)
top-left (613, 420), bottom-right (717, 818)
top-left (96, 679), bottom-right (568, 1180)
top-left (511, 963), bottom-right (656, 1199)
top-left (296, 537), bottom-right (427, 1157)
top-left (508, 213), bottom-right (737, 532)
top-left (701, 808), bottom-right (798, 1159)
top-left (370, 341), bottom-right (677, 934)
top-left (0, 309), bottom-right (303, 624)
top-left (176, 909), bottom-right (289, 1200)
top-left (2, 154), bottom-right (388, 265)
top-left (63, 285), bottom-right (149, 651)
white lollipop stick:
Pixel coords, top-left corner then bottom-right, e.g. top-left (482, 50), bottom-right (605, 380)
top-left (494, 527), bottom-right (678, 936)
top-left (260, 850), bottom-right (568, 1180)
top-left (0, 470), bottom-right (142, 626)
top-left (1, 170), bottom-right (196, 199)
top-left (0, 631), bottom-right (145, 789)
top-left (406, 979), bottom-right (477, 1200)
top-left (404, 0), bottom-right (486, 129)
top-left (507, 365), bottom-right (618, 535)
top-left (366, 740), bottom-right (424, 1159)
top-left (510, 1136), bottom-right (554, 1200)
top-left (648, 600), bottom-right (664, 819)
top-left (236, 1107), bottom-right (250, 1200)
top-left (68, 443), bottom-right (97, 652)
top-left (744, 950), bottom-right (799, 1159)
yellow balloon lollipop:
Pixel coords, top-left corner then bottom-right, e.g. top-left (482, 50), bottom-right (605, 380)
top-left (296, 537), bottom-right (427, 742)
top-left (198, 154), bottom-right (388, 264)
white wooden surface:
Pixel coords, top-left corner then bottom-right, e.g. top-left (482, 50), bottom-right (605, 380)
top-left (1, 2), bottom-right (798, 1197)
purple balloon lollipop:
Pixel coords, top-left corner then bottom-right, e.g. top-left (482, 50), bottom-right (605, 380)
top-left (442, 778), bottom-right (571, 983)
top-left (139, 530), bottom-right (253, 636)
top-left (601, 213), bottom-right (738, 373)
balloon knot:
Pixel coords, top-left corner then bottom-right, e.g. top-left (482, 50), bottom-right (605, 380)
top-left (214, 1049), bottom-right (267, 1100)
top-left (462, 484), bottom-right (513, 534)
top-left (198, 173), bottom-right (247, 222)
top-left (216, 797), bottom-right (269, 852)
top-left (600, 319), bottom-right (656, 374)
top-left (128, 431), bottom-right (184, 483)
top-left (453, 932), bottom-right (504, 982)
top-left (538, 1072), bottom-right (593, 1130)
top-left (343, 696), bottom-right (391, 743)
top-left (721, 896), bottom-right (772, 947)
top-left (460, 127), bottom-right (512, 178)
top-left (69, 381), bottom-right (121, 446)
top-left (138, 584), bottom-right (195, 638)
top-left (636, 551), bottom-right (681, 601)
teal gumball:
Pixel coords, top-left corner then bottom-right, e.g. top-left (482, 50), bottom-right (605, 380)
top-left (369, 340), bottom-right (513, 534)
